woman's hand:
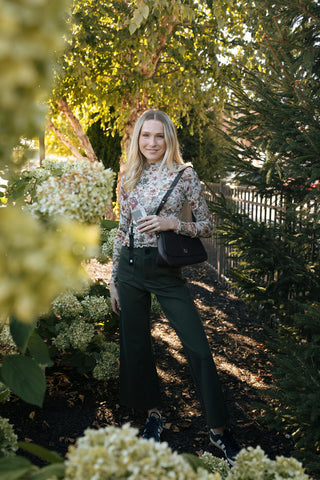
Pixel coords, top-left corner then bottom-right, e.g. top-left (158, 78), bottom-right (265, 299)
top-left (136, 216), bottom-right (178, 234)
top-left (110, 282), bottom-right (121, 315)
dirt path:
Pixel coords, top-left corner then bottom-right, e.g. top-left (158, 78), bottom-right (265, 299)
top-left (1, 261), bottom-right (292, 463)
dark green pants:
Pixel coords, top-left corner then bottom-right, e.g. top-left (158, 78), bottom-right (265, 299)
top-left (118, 246), bottom-right (229, 429)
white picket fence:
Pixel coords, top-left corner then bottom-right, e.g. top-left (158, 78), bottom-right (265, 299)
top-left (201, 182), bottom-right (286, 282)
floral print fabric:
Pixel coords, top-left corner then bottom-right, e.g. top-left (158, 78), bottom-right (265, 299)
top-left (111, 163), bottom-right (213, 284)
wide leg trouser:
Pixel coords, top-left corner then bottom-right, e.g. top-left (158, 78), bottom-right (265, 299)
top-left (117, 246), bottom-right (229, 429)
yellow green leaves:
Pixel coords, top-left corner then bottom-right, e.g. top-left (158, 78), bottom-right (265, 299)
top-left (0, 0), bottom-right (72, 167)
top-left (129, 2), bottom-right (150, 34)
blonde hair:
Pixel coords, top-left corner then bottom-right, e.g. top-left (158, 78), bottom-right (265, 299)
top-left (123, 110), bottom-right (184, 193)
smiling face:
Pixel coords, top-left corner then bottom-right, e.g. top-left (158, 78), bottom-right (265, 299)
top-left (138, 120), bottom-right (167, 164)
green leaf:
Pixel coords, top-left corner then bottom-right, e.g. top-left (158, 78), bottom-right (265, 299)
top-left (0, 456), bottom-right (33, 480)
top-left (10, 316), bottom-right (35, 353)
top-left (2, 355), bottom-right (46, 407)
top-left (28, 463), bottom-right (66, 480)
top-left (18, 442), bottom-right (64, 464)
top-left (140, 4), bottom-right (149, 19)
top-left (27, 332), bottom-right (53, 367)
top-left (129, 22), bottom-right (137, 35)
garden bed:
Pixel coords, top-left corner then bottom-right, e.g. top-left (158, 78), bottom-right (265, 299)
top-left (1, 261), bottom-right (293, 464)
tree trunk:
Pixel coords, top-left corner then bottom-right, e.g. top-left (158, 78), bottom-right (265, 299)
top-left (57, 97), bottom-right (98, 162)
top-left (46, 120), bottom-right (87, 161)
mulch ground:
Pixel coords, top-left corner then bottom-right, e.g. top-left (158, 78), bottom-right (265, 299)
top-left (1, 261), bottom-right (293, 465)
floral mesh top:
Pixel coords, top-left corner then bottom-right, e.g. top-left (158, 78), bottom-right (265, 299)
top-left (110, 162), bottom-right (213, 284)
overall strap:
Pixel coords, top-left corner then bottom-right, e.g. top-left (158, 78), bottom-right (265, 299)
top-left (155, 166), bottom-right (190, 215)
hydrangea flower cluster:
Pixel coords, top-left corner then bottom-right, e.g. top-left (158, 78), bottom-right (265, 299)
top-left (97, 228), bottom-right (118, 264)
top-left (0, 324), bottom-right (17, 355)
top-left (227, 446), bottom-right (310, 480)
top-left (200, 452), bottom-right (230, 479)
top-left (0, 207), bottom-right (98, 323)
top-left (0, 417), bottom-right (18, 457)
top-left (0, 382), bottom-right (11, 403)
top-left (81, 295), bottom-right (111, 323)
top-left (29, 159), bottom-right (115, 224)
top-left (92, 342), bottom-right (120, 381)
top-left (51, 294), bottom-right (83, 320)
top-left (53, 318), bottom-right (95, 352)
top-left (65, 424), bottom-right (219, 480)
top-left (51, 292), bottom-right (111, 324)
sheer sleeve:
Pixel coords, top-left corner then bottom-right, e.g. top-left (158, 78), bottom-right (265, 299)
top-left (178, 167), bottom-right (213, 238)
top-left (110, 180), bottom-right (130, 284)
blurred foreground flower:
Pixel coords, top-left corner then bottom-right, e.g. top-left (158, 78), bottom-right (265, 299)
top-left (228, 446), bottom-right (310, 480)
top-left (65, 424), bottom-right (219, 480)
top-left (0, 207), bottom-right (98, 323)
top-left (29, 158), bottom-right (115, 224)
top-left (0, 0), bottom-right (71, 165)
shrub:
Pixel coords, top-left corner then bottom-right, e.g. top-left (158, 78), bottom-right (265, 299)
top-left (81, 295), bottom-right (111, 323)
top-left (0, 417), bottom-right (18, 457)
top-left (97, 228), bottom-right (118, 264)
top-left (0, 208), bottom-right (98, 323)
top-left (65, 424), bottom-right (218, 480)
top-left (227, 446), bottom-right (310, 480)
top-left (200, 452), bottom-right (229, 479)
top-left (51, 294), bottom-right (83, 320)
top-left (53, 318), bottom-right (95, 352)
top-left (28, 158), bottom-right (115, 224)
top-left (92, 342), bottom-right (120, 381)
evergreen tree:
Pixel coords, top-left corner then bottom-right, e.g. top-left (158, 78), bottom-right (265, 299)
top-left (210, 1), bottom-right (320, 472)
top-left (178, 111), bottom-right (231, 182)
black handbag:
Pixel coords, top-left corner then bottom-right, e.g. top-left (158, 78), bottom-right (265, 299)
top-left (156, 168), bottom-right (208, 267)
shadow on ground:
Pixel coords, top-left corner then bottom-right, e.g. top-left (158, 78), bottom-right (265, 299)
top-left (1, 262), bottom-right (293, 465)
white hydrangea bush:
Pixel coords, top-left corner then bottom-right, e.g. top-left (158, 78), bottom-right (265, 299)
top-left (226, 446), bottom-right (310, 480)
top-left (0, 207), bottom-right (98, 323)
top-left (92, 342), bottom-right (120, 381)
top-left (200, 452), bottom-right (230, 479)
top-left (53, 318), bottom-right (95, 352)
top-left (29, 158), bottom-right (115, 224)
top-left (81, 295), bottom-right (111, 323)
top-left (51, 294), bottom-right (83, 319)
top-left (0, 324), bottom-right (17, 356)
top-left (48, 288), bottom-right (119, 381)
top-left (97, 228), bottom-right (118, 264)
top-left (65, 424), bottom-right (220, 480)
top-left (0, 417), bottom-right (18, 457)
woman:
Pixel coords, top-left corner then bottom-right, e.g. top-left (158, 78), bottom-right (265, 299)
top-left (110, 110), bottom-right (241, 465)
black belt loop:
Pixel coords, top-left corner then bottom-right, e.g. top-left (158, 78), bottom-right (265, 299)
top-left (129, 224), bottom-right (134, 265)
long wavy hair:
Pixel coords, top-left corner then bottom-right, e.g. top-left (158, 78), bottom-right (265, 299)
top-left (123, 110), bottom-right (185, 193)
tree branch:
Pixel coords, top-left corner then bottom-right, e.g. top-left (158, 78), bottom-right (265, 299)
top-left (46, 120), bottom-right (87, 161)
top-left (57, 97), bottom-right (98, 162)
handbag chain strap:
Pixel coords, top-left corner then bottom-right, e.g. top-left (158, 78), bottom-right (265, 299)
top-left (155, 166), bottom-right (190, 215)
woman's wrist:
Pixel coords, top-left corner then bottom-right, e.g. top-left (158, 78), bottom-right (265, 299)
top-left (170, 218), bottom-right (181, 233)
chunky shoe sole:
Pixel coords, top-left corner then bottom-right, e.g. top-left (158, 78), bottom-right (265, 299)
top-left (210, 430), bottom-right (241, 466)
